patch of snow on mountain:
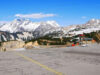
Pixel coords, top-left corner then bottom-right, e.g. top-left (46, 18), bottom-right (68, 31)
top-left (0, 19), bottom-right (60, 33)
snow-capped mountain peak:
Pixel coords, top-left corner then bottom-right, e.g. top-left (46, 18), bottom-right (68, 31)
top-left (86, 19), bottom-right (100, 26)
top-left (0, 19), bottom-right (60, 33)
top-left (46, 21), bottom-right (60, 27)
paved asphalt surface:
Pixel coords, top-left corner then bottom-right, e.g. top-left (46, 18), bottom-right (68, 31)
top-left (0, 44), bottom-right (100, 75)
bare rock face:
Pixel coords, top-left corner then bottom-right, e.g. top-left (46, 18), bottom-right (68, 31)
top-left (24, 41), bottom-right (39, 49)
top-left (0, 47), bottom-right (6, 52)
top-left (0, 41), bottom-right (25, 51)
top-left (66, 42), bottom-right (72, 47)
top-left (24, 42), bottom-right (33, 49)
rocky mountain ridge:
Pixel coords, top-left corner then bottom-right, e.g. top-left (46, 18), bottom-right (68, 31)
top-left (0, 19), bottom-right (100, 42)
top-left (0, 19), bottom-right (59, 33)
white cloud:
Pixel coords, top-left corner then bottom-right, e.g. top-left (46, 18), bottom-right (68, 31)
top-left (15, 13), bottom-right (56, 19)
top-left (81, 16), bottom-right (87, 19)
top-left (0, 21), bottom-right (9, 23)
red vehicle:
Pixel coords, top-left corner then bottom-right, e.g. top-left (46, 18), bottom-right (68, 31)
top-left (79, 34), bottom-right (85, 37)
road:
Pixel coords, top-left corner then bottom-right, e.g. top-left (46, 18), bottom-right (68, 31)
top-left (0, 44), bottom-right (100, 75)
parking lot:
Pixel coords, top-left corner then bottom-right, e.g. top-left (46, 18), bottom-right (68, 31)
top-left (0, 44), bottom-right (100, 75)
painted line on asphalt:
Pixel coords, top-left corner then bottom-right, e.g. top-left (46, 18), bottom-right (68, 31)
top-left (16, 52), bottom-right (64, 75)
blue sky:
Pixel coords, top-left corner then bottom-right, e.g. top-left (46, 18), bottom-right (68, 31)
top-left (0, 0), bottom-right (100, 26)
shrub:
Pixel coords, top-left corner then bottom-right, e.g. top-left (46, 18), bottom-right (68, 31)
top-left (0, 42), bottom-right (2, 46)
